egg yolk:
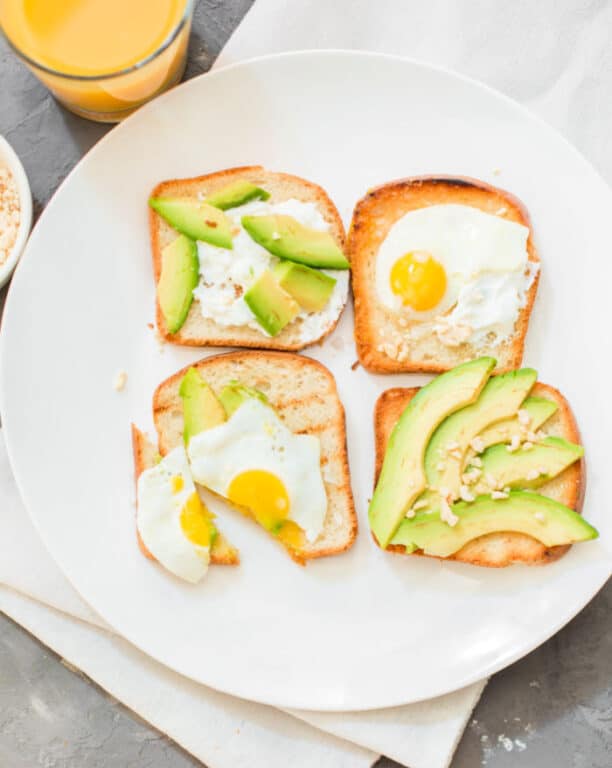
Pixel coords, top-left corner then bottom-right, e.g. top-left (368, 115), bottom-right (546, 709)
top-left (171, 475), bottom-right (184, 494)
top-left (180, 492), bottom-right (215, 548)
top-left (390, 251), bottom-right (447, 311)
top-left (228, 469), bottom-right (292, 532)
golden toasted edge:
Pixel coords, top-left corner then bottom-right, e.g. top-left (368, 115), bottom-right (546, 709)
top-left (130, 424), bottom-right (239, 566)
top-left (149, 166), bottom-right (348, 351)
top-left (348, 175), bottom-right (540, 374)
top-left (152, 350), bottom-right (357, 562)
top-left (372, 382), bottom-right (585, 566)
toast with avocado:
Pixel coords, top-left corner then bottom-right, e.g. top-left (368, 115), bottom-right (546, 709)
top-left (149, 166), bottom-right (349, 351)
top-left (131, 424), bottom-right (239, 581)
top-left (371, 358), bottom-right (596, 567)
top-left (348, 176), bottom-right (540, 374)
top-left (152, 351), bottom-right (357, 564)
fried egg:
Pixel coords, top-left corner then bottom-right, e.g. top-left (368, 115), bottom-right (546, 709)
top-left (187, 398), bottom-right (327, 545)
top-left (137, 446), bottom-right (215, 583)
top-left (375, 204), bottom-right (536, 345)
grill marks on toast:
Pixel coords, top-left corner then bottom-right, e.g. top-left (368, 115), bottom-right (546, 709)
top-left (152, 351), bottom-right (357, 562)
top-left (373, 382), bottom-right (584, 567)
top-left (348, 175), bottom-right (540, 374)
top-left (149, 166), bottom-right (348, 351)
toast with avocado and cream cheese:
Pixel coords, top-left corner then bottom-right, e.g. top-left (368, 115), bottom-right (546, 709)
top-left (373, 382), bottom-right (588, 567)
top-left (152, 351), bottom-right (357, 564)
top-left (131, 424), bottom-right (239, 566)
top-left (149, 166), bottom-right (349, 351)
top-left (348, 176), bottom-right (540, 374)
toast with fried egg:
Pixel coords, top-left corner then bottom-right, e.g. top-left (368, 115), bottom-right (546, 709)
top-left (374, 383), bottom-right (584, 566)
top-left (149, 166), bottom-right (348, 350)
top-left (131, 425), bottom-right (239, 566)
top-left (349, 176), bottom-right (540, 373)
top-left (152, 351), bottom-right (357, 563)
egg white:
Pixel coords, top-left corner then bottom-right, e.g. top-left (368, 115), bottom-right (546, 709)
top-left (375, 204), bottom-right (532, 334)
top-left (188, 398), bottom-right (327, 543)
top-left (137, 446), bottom-right (210, 584)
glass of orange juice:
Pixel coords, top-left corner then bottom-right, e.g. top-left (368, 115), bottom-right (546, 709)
top-left (0, 0), bottom-right (194, 122)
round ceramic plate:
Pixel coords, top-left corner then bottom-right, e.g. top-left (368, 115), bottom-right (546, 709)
top-left (2, 51), bottom-right (611, 711)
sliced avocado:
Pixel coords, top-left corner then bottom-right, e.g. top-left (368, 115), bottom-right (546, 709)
top-left (157, 235), bottom-right (199, 334)
top-left (149, 197), bottom-right (233, 249)
top-left (206, 180), bottom-right (270, 210)
top-left (369, 357), bottom-right (496, 548)
top-left (244, 269), bottom-right (300, 336)
top-left (425, 368), bottom-right (537, 498)
top-left (476, 396), bottom-right (558, 450)
top-left (476, 436), bottom-right (584, 490)
top-left (218, 382), bottom-right (269, 417)
top-left (179, 367), bottom-right (226, 445)
top-left (242, 214), bottom-right (349, 269)
top-left (273, 261), bottom-right (336, 312)
top-left (391, 491), bottom-right (598, 556)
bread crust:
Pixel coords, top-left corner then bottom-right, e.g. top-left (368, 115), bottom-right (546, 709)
top-left (130, 424), bottom-right (239, 566)
top-left (152, 351), bottom-right (357, 563)
top-left (348, 175), bottom-right (540, 373)
top-left (149, 166), bottom-right (348, 351)
top-left (372, 382), bottom-right (585, 567)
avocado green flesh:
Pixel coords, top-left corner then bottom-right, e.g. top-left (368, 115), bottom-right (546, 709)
top-left (369, 356), bottom-right (496, 548)
top-left (179, 368), bottom-right (226, 445)
top-left (273, 260), bottom-right (336, 312)
top-left (242, 214), bottom-right (349, 269)
top-left (425, 368), bottom-right (537, 496)
top-left (157, 235), bottom-right (199, 334)
top-left (475, 396), bottom-right (558, 450)
top-left (218, 383), bottom-right (269, 417)
top-left (206, 180), bottom-right (270, 210)
top-left (244, 269), bottom-right (300, 336)
top-left (149, 197), bottom-right (233, 249)
top-left (391, 491), bottom-right (598, 557)
top-left (476, 437), bottom-right (584, 490)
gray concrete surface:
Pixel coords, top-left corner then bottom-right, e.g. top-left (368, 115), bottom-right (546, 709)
top-left (0, 1), bottom-right (611, 766)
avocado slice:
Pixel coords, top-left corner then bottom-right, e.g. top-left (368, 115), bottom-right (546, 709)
top-left (273, 261), bottom-right (336, 312)
top-left (244, 269), bottom-right (300, 336)
top-left (425, 368), bottom-right (537, 498)
top-left (476, 396), bottom-right (558, 450)
top-left (391, 491), bottom-right (598, 557)
top-left (242, 214), bottom-right (349, 269)
top-left (369, 357), bottom-right (496, 547)
top-left (218, 382), bottom-right (269, 417)
top-left (149, 197), bottom-right (233, 249)
top-left (206, 180), bottom-right (270, 210)
top-left (179, 367), bottom-right (226, 445)
top-left (475, 436), bottom-right (584, 490)
top-left (157, 235), bottom-right (199, 334)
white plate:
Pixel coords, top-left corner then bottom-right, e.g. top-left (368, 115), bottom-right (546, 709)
top-left (2, 51), bottom-right (611, 711)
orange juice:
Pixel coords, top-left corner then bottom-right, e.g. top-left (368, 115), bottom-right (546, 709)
top-left (0, 0), bottom-right (193, 121)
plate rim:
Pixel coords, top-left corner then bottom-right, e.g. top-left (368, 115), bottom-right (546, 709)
top-left (2, 49), bottom-right (611, 712)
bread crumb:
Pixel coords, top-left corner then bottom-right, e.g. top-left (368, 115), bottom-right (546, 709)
top-left (147, 322), bottom-right (154, 330)
top-left (351, 360), bottom-right (360, 371)
top-left (113, 370), bottom-right (128, 391)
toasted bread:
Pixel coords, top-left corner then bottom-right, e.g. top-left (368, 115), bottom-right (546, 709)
top-left (152, 351), bottom-right (357, 563)
top-left (373, 383), bottom-right (584, 567)
top-left (348, 176), bottom-right (540, 374)
top-left (149, 166), bottom-right (348, 351)
top-left (131, 424), bottom-right (239, 566)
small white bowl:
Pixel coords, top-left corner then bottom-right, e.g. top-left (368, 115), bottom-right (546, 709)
top-left (0, 135), bottom-right (33, 288)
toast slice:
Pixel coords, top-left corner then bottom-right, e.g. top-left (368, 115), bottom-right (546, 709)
top-left (131, 424), bottom-right (239, 565)
top-left (152, 351), bottom-right (357, 563)
top-left (349, 176), bottom-right (540, 374)
top-left (150, 166), bottom-right (348, 351)
top-left (374, 383), bottom-right (585, 567)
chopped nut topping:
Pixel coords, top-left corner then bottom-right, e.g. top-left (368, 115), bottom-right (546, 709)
top-left (526, 430), bottom-right (540, 443)
top-left (459, 485), bottom-right (475, 502)
top-left (405, 507), bottom-right (416, 519)
top-left (526, 468), bottom-right (540, 481)
top-left (491, 490), bottom-right (509, 500)
top-left (484, 473), bottom-right (498, 488)
top-left (440, 497), bottom-right (459, 526)
top-left (471, 456), bottom-right (483, 468)
top-left (517, 409), bottom-right (531, 426)
top-left (412, 499), bottom-right (429, 512)
top-left (522, 441), bottom-right (534, 450)
top-left (113, 370), bottom-right (128, 392)
top-left (506, 434), bottom-right (521, 453)
top-left (470, 437), bottom-right (486, 454)
top-left (462, 468), bottom-right (482, 485)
